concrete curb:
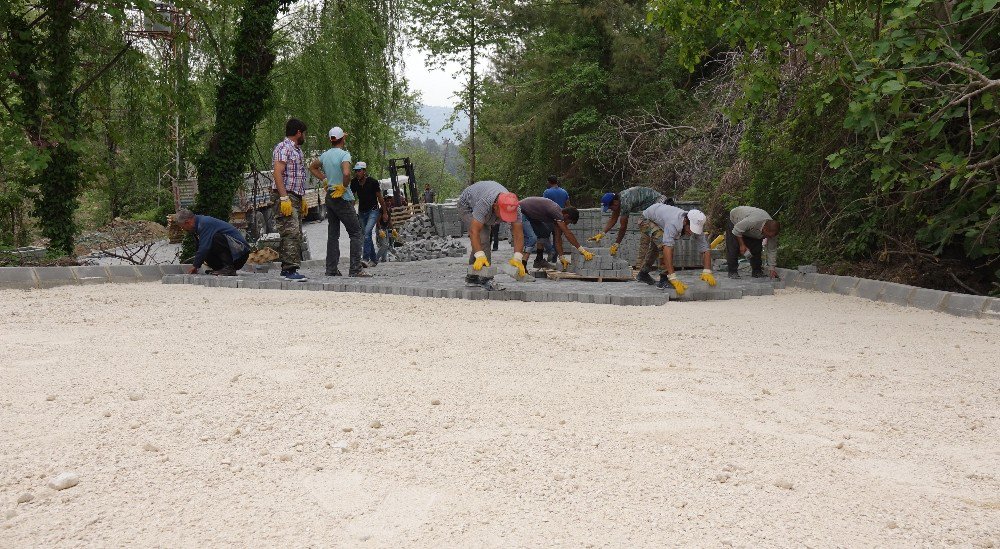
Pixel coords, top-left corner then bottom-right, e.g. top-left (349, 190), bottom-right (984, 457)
top-left (776, 267), bottom-right (998, 320)
top-left (0, 264), bottom-right (193, 290)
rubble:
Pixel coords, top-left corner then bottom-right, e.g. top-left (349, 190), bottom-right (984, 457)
top-left (387, 215), bottom-right (467, 262)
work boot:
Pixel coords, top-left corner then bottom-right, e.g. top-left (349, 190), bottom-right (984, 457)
top-left (350, 270), bottom-right (372, 277)
top-left (532, 255), bottom-right (555, 270)
top-left (751, 270), bottom-right (766, 278)
top-left (212, 266), bottom-right (237, 276)
top-left (326, 270), bottom-right (343, 276)
top-left (636, 271), bottom-right (655, 285)
top-left (727, 272), bottom-right (741, 279)
top-left (655, 274), bottom-right (671, 290)
top-left (465, 274), bottom-right (481, 285)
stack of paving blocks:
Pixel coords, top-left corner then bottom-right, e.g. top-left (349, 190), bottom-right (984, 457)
top-left (426, 203), bottom-right (464, 237)
top-left (568, 244), bottom-right (633, 279)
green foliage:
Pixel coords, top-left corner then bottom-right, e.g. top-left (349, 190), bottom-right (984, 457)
top-left (392, 138), bottom-right (465, 201)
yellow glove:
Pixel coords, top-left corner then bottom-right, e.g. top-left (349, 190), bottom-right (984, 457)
top-left (392, 229), bottom-right (399, 239)
top-left (330, 184), bottom-right (346, 198)
top-left (588, 232), bottom-right (605, 242)
top-left (669, 274), bottom-right (687, 296)
top-left (472, 251), bottom-right (490, 271)
top-left (278, 196), bottom-right (292, 216)
top-left (508, 252), bottom-right (527, 278)
top-left (321, 178), bottom-right (329, 195)
top-left (300, 200), bottom-right (309, 217)
top-left (700, 269), bottom-right (717, 287)
top-left (609, 243), bottom-right (619, 256)
top-left (578, 247), bottom-right (595, 261)
top-left (709, 234), bottom-right (725, 250)
top-left (378, 229), bottom-right (386, 239)
top-left (559, 255), bottom-right (571, 270)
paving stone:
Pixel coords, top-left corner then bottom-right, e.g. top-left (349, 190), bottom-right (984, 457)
top-left (811, 273), bottom-right (837, 292)
top-left (797, 264), bottom-right (818, 274)
top-left (161, 274), bottom-right (184, 285)
top-left (908, 287), bottom-right (948, 311)
top-left (34, 267), bottom-right (78, 289)
top-left (159, 264), bottom-right (190, 275)
top-left (830, 276), bottom-right (860, 296)
top-left (240, 279), bottom-right (260, 289)
top-left (259, 280), bottom-right (283, 290)
top-left (72, 266), bottom-right (110, 285)
top-left (982, 298), bottom-right (1000, 320)
top-left (940, 293), bottom-right (989, 318)
top-left (107, 265), bottom-right (140, 282)
top-left (217, 277), bottom-right (239, 288)
top-left (134, 265), bottom-right (165, 281)
top-left (852, 279), bottom-right (886, 301)
top-left (878, 283), bottom-right (914, 307)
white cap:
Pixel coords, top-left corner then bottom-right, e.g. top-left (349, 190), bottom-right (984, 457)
top-left (687, 209), bottom-right (706, 235)
top-left (328, 126), bottom-right (346, 139)
top-left (353, 161), bottom-right (367, 170)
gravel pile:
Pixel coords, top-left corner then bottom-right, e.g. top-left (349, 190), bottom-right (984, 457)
top-left (387, 214), bottom-right (467, 262)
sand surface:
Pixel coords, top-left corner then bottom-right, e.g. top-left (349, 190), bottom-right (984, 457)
top-left (1, 284), bottom-right (998, 547)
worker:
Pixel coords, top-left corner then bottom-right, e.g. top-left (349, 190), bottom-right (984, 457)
top-left (726, 206), bottom-right (780, 279)
top-left (422, 184), bottom-right (436, 204)
top-left (349, 161), bottom-right (389, 268)
top-left (175, 209), bottom-right (249, 276)
top-left (270, 118), bottom-right (308, 281)
top-left (636, 203), bottom-right (716, 295)
top-left (589, 186), bottom-right (668, 257)
top-left (542, 175), bottom-right (570, 207)
top-left (517, 196), bottom-right (593, 269)
top-left (457, 180), bottom-right (526, 283)
top-left (308, 126), bottom-right (368, 277)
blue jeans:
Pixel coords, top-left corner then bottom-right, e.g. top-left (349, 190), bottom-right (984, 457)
top-left (359, 209), bottom-right (379, 262)
top-left (521, 213), bottom-right (538, 250)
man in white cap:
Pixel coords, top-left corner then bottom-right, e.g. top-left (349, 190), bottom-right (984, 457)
top-left (308, 126), bottom-right (368, 277)
top-left (350, 161), bottom-right (388, 267)
top-left (457, 180), bottom-right (526, 284)
top-left (636, 203), bottom-right (716, 295)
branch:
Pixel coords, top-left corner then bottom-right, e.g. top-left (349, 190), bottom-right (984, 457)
top-left (73, 41), bottom-right (133, 99)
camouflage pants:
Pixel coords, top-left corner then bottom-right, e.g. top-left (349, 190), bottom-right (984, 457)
top-left (272, 191), bottom-right (302, 270)
top-left (638, 218), bottom-right (664, 272)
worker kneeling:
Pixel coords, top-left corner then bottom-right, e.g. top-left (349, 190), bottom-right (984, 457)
top-left (175, 209), bottom-right (250, 276)
top-left (726, 206), bottom-right (780, 279)
top-left (457, 180), bottom-right (526, 284)
top-left (635, 204), bottom-right (716, 295)
top-left (517, 197), bottom-right (594, 270)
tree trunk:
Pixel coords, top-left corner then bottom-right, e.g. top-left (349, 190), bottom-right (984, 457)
top-left (468, 16), bottom-right (477, 185)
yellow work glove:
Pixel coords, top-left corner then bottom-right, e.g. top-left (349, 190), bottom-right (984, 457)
top-left (330, 184), bottom-right (346, 198)
top-left (559, 255), bottom-right (571, 271)
top-left (668, 273), bottom-right (687, 296)
top-left (609, 243), bottom-right (619, 256)
top-left (709, 234), bottom-right (725, 250)
top-left (300, 200), bottom-right (309, 217)
top-left (378, 229), bottom-right (386, 239)
top-left (278, 196), bottom-right (292, 217)
top-left (321, 178), bottom-right (329, 194)
top-left (392, 229), bottom-right (399, 239)
top-left (700, 269), bottom-right (717, 287)
top-left (577, 246), bottom-right (595, 261)
top-left (508, 251), bottom-right (527, 278)
top-left (472, 251), bottom-right (490, 271)
top-left (588, 232), bottom-right (605, 242)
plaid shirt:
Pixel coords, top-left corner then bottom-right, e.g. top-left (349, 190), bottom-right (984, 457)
top-left (272, 137), bottom-right (306, 196)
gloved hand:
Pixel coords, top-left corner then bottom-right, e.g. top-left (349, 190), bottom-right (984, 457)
top-left (668, 273), bottom-right (687, 296)
top-left (279, 196), bottom-right (292, 217)
top-left (472, 251), bottom-right (490, 271)
top-left (391, 229), bottom-right (399, 239)
top-left (577, 246), bottom-right (594, 261)
top-left (378, 229), bottom-right (386, 239)
top-left (330, 184), bottom-right (347, 198)
top-left (321, 178), bottom-right (329, 195)
top-left (508, 252), bottom-right (527, 278)
top-left (559, 255), bottom-right (571, 271)
top-left (700, 269), bottom-right (717, 286)
top-left (300, 200), bottom-right (309, 217)
top-left (609, 243), bottom-right (619, 256)
top-left (588, 232), bottom-right (605, 242)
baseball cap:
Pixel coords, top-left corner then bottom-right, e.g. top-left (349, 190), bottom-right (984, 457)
top-left (496, 192), bottom-right (520, 223)
top-left (687, 209), bottom-right (707, 235)
top-left (328, 126), bottom-right (346, 139)
top-left (353, 161), bottom-right (367, 170)
top-left (600, 192), bottom-right (616, 213)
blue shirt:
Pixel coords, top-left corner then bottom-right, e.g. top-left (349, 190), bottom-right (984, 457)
top-left (319, 147), bottom-right (354, 201)
top-left (192, 215), bottom-right (249, 269)
top-left (542, 186), bottom-right (569, 208)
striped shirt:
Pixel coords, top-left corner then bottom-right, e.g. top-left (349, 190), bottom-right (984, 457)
top-left (730, 206), bottom-right (778, 267)
top-left (619, 186), bottom-right (665, 214)
top-left (272, 137), bottom-right (306, 196)
top-left (457, 180), bottom-right (521, 226)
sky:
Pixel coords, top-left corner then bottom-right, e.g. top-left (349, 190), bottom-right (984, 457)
top-left (403, 47), bottom-right (464, 107)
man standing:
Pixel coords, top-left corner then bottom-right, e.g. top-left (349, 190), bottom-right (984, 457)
top-left (517, 196), bottom-right (594, 269)
top-left (726, 206), bottom-right (780, 279)
top-left (175, 209), bottom-right (249, 276)
top-left (541, 175), bottom-right (570, 207)
top-left (636, 203), bottom-right (717, 295)
top-left (350, 161), bottom-right (388, 267)
top-left (457, 180), bottom-right (526, 283)
top-left (309, 127), bottom-right (369, 277)
top-left (590, 186), bottom-right (667, 258)
top-left (271, 118), bottom-right (309, 281)
top-left (422, 184), bottom-right (436, 204)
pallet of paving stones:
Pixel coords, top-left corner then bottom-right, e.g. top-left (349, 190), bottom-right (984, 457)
top-left (543, 270), bottom-right (634, 282)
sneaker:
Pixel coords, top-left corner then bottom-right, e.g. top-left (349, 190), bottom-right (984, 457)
top-left (727, 272), bottom-right (741, 279)
top-left (326, 270), bottom-right (343, 276)
top-left (636, 271), bottom-right (655, 285)
top-left (212, 266), bottom-right (238, 276)
top-left (532, 258), bottom-right (555, 270)
top-left (465, 274), bottom-right (481, 285)
top-left (360, 259), bottom-right (372, 268)
top-left (655, 275), bottom-right (671, 290)
top-left (349, 271), bottom-right (372, 277)
top-left (281, 270), bottom-right (308, 282)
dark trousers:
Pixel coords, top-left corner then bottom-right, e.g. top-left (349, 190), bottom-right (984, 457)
top-left (725, 220), bottom-right (763, 274)
top-left (490, 224), bottom-right (500, 250)
top-left (326, 197), bottom-right (363, 275)
top-left (205, 232), bottom-right (248, 271)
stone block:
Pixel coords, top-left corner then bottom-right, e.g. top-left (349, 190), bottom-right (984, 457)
top-left (797, 264), bottom-right (818, 274)
top-left (831, 276), bottom-right (860, 296)
top-left (134, 265), bottom-right (165, 281)
top-left (908, 287), bottom-right (948, 311)
top-left (259, 280), bottom-right (283, 290)
top-left (982, 298), bottom-right (1000, 320)
top-left (592, 294), bottom-right (611, 305)
top-left (811, 273), bottom-right (837, 292)
top-left (240, 279), bottom-right (260, 290)
top-left (33, 267), bottom-right (78, 289)
top-left (71, 266), bottom-right (110, 285)
top-left (940, 293), bottom-right (989, 318)
top-left (159, 264), bottom-right (190, 275)
top-left (852, 278), bottom-right (885, 301)
top-left (107, 265), bottom-right (140, 282)
top-left (160, 274), bottom-right (185, 285)
top-left (877, 283), bottom-right (913, 307)
top-left (217, 277), bottom-right (239, 288)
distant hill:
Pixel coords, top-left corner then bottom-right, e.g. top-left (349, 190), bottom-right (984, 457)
top-left (408, 105), bottom-right (468, 143)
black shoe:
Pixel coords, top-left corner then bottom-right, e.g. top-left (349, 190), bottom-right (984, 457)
top-left (326, 270), bottom-right (343, 276)
top-left (727, 272), bottom-right (741, 279)
top-left (532, 257), bottom-right (555, 270)
top-left (655, 275), bottom-right (671, 289)
top-left (751, 270), bottom-right (766, 278)
top-left (465, 274), bottom-right (481, 285)
top-left (350, 271), bottom-right (372, 277)
top-left (636, 271), bottom-right (655, 285)
top-left (211, 266), bottom-right (237, 276)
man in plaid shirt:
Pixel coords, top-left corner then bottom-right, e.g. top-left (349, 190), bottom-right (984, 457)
top-left (271, 118), bottom-right (308, 281)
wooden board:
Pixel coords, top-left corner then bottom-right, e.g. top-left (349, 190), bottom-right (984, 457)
top-left (542, 269), bottom-right (633, 282)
